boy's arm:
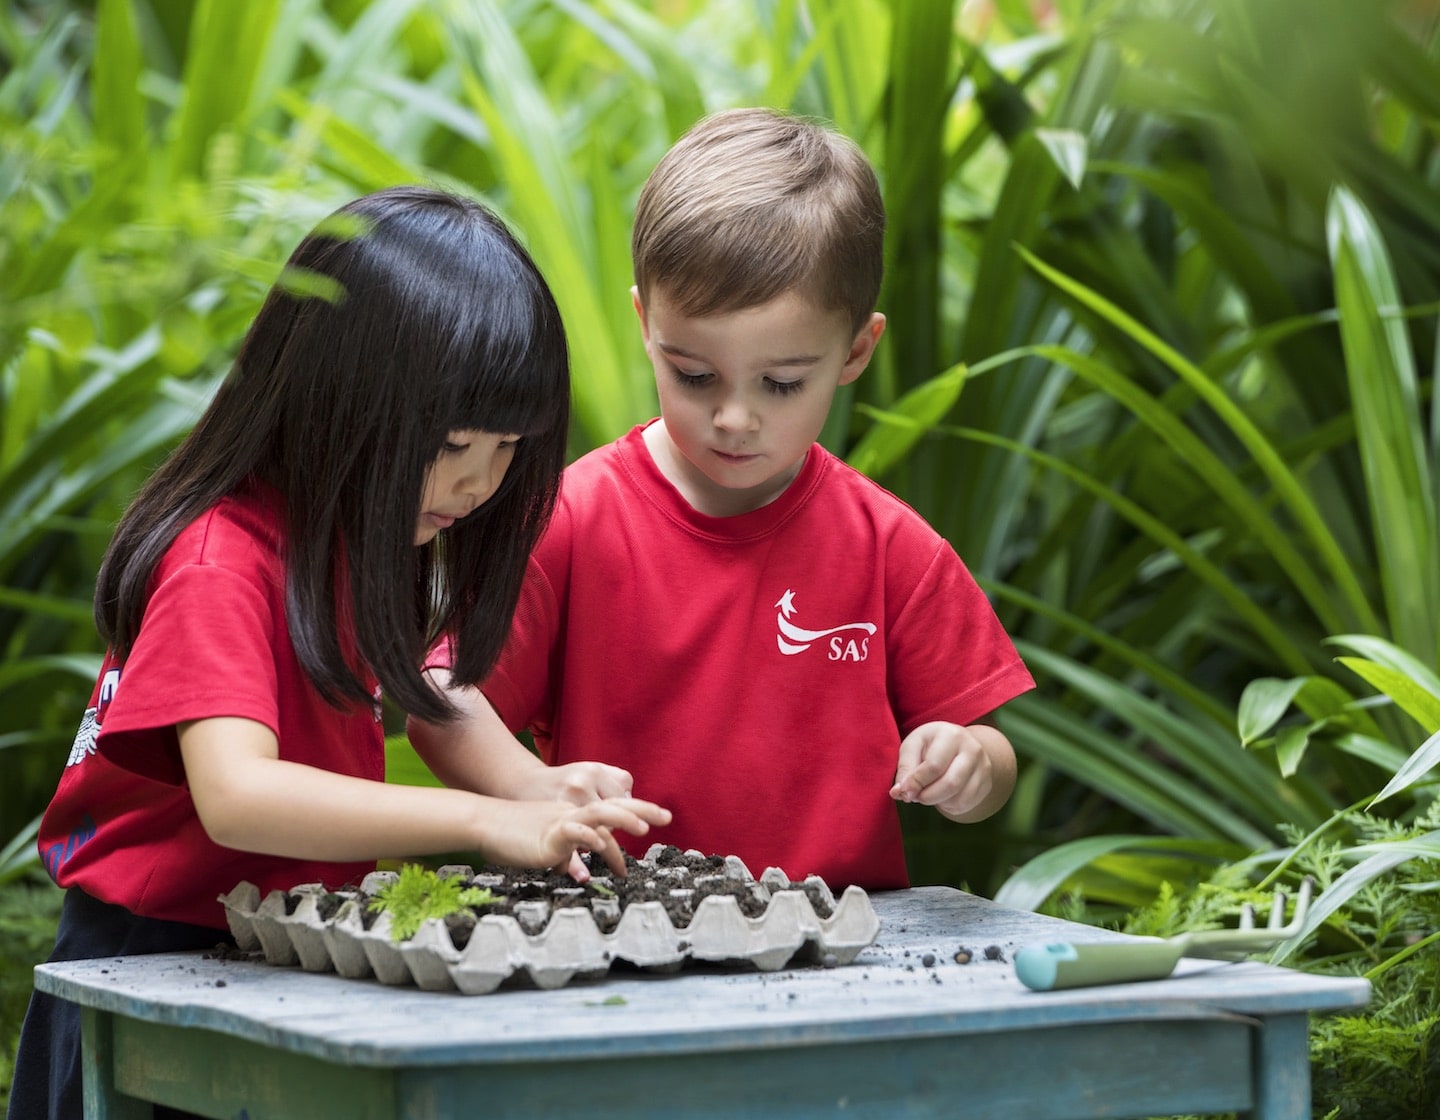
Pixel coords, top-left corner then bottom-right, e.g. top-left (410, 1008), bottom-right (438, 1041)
top-left (890, 720), bottom-right (1017, 824)
top-left (406, 671), bottom-right (634, 805)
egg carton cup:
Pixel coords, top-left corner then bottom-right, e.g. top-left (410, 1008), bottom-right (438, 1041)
top-left (218, 844), bottom-right (880, 995)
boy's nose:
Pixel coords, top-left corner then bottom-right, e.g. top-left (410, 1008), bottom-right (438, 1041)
top-left (714, 395), bottom-right (758, 432)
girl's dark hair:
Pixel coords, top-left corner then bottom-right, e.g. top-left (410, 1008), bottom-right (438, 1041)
top-left (95, 186), bottom-right (570, 722)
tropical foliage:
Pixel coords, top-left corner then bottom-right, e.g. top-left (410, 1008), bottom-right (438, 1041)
top-left (3, 0), bottom-right (1439, 1111)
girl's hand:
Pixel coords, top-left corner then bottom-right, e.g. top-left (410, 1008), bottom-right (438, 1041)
top-left (523, 761), bottom-right (635, 806)
top-left (486, 796), bottom-right (672, 881)
top-left (889, 721), bottom-right (1017, 823)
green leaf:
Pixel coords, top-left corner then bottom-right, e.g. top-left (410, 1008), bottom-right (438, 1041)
top-left (1021, 252), bottom-right (1381, 637)
top-left (1272, 841), bottom-right (1429, 966)
top-left (1370, 728), bottom-right (1440, 808)
top-left (93, 0), bottom-right (146, 158)
top-left (1274, 724), bottom-right (1313, 779)
top-left (1326, 187), bottom-right (1440, 662)
top-left (171, 0), bottom-right (283, 181)
top-left (1328, 634), bottom-right (1440, 700)
top-left (1336, 658), bottom-right (1440, 734)
top-left (994, 834), bottom-right (1157, 911)
top-left (1035, 127), bottom-right (1087, 189)
top-left (1238, 677), bottom-right (1308, 746)
top-left (847, 364), bottom-right (967, 478)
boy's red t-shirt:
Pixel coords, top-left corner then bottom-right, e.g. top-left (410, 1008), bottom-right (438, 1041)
top-left (38, 485), bottom-right (383, 929)
top-left (466, 423), bottom-right (1035, 890)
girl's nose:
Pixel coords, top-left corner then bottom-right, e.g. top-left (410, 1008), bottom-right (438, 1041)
top-left (465, 453), bottom-right (509, 508)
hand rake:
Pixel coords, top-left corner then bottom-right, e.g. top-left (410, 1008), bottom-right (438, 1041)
top-left (1014, 877), bottom-right (1315, 991)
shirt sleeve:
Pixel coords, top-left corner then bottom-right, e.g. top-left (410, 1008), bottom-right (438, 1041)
top-left (887, 539), bottom-right (1035, 734)
top-left (480, 552), bottom-right (564, 734)
top-left (96, 563), bottom-right (283, 785)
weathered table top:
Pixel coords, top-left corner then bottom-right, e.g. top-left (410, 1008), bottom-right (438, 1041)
top-left (37, 886), bottom-right (1370, 1120)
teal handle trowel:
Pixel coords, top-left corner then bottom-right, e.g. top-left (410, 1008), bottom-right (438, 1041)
top-left (1015, 877), bottom-right (1314, 992)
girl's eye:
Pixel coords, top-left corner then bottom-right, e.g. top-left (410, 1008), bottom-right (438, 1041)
top-left (443, 441), bottom-right (469, 454)
top-left (765, 378), bottom-right (805, 396)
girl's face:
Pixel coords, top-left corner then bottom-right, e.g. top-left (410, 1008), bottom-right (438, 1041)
top-left (415, 429), bottom-right (523, 545)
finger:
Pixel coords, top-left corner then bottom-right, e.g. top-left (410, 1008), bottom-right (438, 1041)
top-left (937, 757), bottom-right (992, 816)
top-left (892, 735), bottom-right (927, 795)
top-left (596, 797), bottom-right (672, 830)
top-left (893, 735), bottom-right (953, 802)
top-left (600, 765), bottom-right (635, 798)
top-left (566, 849), bottom-right (590, 883)
top-left (592, 827), bottom-right (628, 878)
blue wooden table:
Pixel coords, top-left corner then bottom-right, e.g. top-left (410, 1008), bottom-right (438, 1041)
top-left (35, 886), bottom-right (1369, 1119)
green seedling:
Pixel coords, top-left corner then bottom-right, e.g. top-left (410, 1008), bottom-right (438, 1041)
top-left (368, 864), bottom-right (497, 941)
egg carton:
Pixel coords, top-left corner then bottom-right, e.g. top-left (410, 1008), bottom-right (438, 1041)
top-left (217, 844), bottom-right (880, 994)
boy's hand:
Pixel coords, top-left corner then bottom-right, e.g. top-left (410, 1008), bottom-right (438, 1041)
top-left (523, 761), bottom-right (635, 806)
top-left (890, 721), bottom-right (1016, 823)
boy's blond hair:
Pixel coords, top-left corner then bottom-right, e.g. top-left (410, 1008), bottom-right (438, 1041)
top-left (632, 107), bottom-right (884, 334)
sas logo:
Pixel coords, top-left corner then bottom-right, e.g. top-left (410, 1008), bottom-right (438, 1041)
top-left (66, 667), bottom-right (121, 768)
top-left (774, 589), bottom-right (877, 662)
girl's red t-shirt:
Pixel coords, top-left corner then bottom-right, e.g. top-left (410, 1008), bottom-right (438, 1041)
top-left (38, 485), bottom-right (383, 929)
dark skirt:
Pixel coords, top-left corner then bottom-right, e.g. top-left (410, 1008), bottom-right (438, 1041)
top-left (7, 887), bottom-right (231, 1120)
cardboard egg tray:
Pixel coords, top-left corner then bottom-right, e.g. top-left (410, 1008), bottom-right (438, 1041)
top-left (218, 844), bottom-right (880, 994)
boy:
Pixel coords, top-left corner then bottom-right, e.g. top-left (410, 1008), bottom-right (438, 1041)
top-left (411, 108), bottom-right (1034, 889)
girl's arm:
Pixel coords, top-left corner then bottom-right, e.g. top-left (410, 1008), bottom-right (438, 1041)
top-left (178, 716), bottom-right (668, 876)
top-left (406, 671), bottom-right (633, 805)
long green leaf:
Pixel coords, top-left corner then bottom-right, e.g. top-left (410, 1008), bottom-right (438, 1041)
top-left (847, 364), bottom-right (967, 478)
top-left (171, 0), bottom-right (283, 181)
top-left (93, 0), bottom-right (145, 158)
top-left (1326, 186), bottom-right (1439, 662)
top-left (943, 417), bottom-right (1312, 674)
top-left (1370, 729), bottom-right (1440, 808)
top-left (1028, 341), bottom-right (1349, 636)
top-left (1020, 249), bottom-right (1381, 636)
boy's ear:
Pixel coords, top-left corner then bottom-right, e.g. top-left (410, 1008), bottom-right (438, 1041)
top-left (630, 286), bottom-right (650, 343)
top-left (838, 313), bottom-right (886, 386)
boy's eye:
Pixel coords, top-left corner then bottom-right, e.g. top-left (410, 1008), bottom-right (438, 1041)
top-left (765, 378), bottom-right (805, 396)
top-left (671, 368), bottom-right (711, 389)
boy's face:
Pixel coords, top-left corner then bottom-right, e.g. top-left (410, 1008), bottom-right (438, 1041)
top-left (634, 287), bottom-right (884, 517)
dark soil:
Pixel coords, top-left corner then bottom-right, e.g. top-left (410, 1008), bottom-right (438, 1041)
top-left (403, 846), bottom-right (828, 949)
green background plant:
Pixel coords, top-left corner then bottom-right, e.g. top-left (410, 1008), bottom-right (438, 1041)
top-left (3, 0), bottom-right (1438, 1113)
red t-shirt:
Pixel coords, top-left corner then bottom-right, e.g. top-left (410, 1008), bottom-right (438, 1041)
top-left (467, 423), bottom-right (1034, 889)
top-left (38, 484), bottom-right (383, 928)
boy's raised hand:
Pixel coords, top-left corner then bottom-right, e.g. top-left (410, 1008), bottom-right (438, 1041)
top-left (890, 721), bottom-right (1018, 824)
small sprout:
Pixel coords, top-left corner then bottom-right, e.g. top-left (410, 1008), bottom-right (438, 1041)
top-left (368, 864), bottom-right (497, 941)
top-left (589, 881), bottom-right (617, 897)
top-left (584, 994), bottom-right (628, 1007)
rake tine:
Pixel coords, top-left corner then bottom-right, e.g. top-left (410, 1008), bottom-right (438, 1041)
top-left (1267, 890), bottom-right (1287, 930)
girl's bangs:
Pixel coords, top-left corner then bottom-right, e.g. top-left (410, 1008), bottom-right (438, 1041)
top-left (447, 344), bottom-right (567, 439)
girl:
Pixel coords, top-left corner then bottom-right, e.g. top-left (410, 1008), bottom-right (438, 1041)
top-left (10, 186), bottom-right (668, 1120)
